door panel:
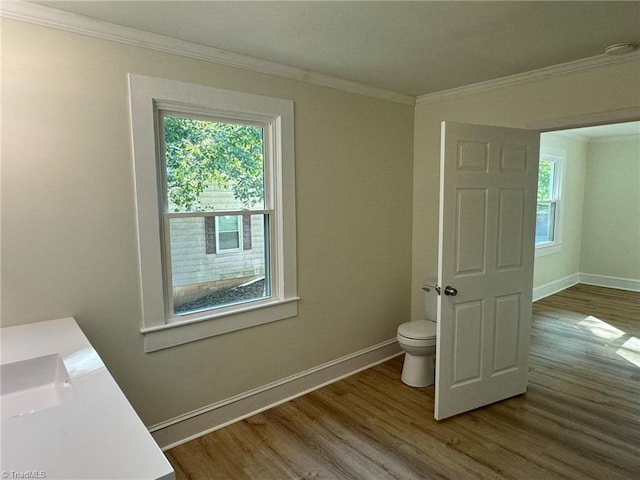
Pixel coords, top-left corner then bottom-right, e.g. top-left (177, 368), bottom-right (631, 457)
top-left (500, 146), bottom-right (528, 172)
top-left (496, 188), bottom-right (525, 269)
top-left (493, 293), bottom-right (521, 373)
top-left (455, 189), bottom-right (487, 275)
top-left (457, 141), bottom-right (489, 171)
top-left (451, 300), bottom-right (483, 385)
top-left (436, 121), bottom-right (539, 420)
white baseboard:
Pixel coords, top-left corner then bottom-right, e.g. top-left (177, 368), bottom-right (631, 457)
top-left (533, 272), bottom-right (640, 302)
top-left (533, 273), bottom-right (579, 302)
top-left (149, 338), bottom-right (402, 450)
top-left (151, 273), bottom-right (637, 449)
top-left (578, 273), bottom-right (640, 292)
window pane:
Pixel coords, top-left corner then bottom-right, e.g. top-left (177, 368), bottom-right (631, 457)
top-left (535, 201), bottom-right (556, 245)
top-left (537, 160), bottom-right (555, 202)
top-left (169, 215), bottom-right (269, 315)
top-left (219, 231), bottom-right (240, 250)
top-left (162, 115), bottom-right (265, 212)
top-left (218, 215), bottom-right (239, 232)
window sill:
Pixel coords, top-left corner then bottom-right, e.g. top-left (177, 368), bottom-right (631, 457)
top-left (141, 297), bottom-right (299, 352)
top-left (535, 242), bottom-right (562, 258)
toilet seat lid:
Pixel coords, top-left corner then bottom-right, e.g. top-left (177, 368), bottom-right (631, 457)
top-left (398, 320), bottom-right (436, 340)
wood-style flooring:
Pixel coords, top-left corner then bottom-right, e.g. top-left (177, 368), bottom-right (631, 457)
top-left (166, 284), bottom-right (640, 479)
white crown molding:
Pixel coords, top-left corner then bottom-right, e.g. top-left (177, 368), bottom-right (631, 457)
top-left (417, 52), bottom-right (640, 106)
top-left (526, 107), bottom-right (640, 132)
top-left (588, 132), bottom-right (640, 144)
top-left (0, 0), bottom-right (415, 105)
top-left (4, 0), bottom-right (637, 109)
top-left (549, 131), bottom-right (590, 143)
top-left (550, 130), bottom-right (640, 144)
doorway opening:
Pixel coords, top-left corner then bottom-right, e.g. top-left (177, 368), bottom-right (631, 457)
top-left (533, 120), bottom-right (640, 301)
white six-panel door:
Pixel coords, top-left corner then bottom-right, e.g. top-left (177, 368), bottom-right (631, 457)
top-left (435, 121), bottom-right (540, 420)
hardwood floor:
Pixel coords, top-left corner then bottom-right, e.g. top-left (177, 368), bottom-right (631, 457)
top-left (166, 284), bottom-right (640, 479)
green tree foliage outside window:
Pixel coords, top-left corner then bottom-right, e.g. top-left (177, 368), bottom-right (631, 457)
top-left (163, 116), bottom-right (264, 212)
top-left (537, 160), bottom-right (554, 201)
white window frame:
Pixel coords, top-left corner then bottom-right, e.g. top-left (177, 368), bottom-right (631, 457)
top-left (129, 74), bottom-right (298, 352)
top-left (535, 146), bottom-right (565, 257)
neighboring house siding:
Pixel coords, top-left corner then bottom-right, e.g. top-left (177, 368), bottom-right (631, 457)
top-left (170, 184), bottom-right (266, 304)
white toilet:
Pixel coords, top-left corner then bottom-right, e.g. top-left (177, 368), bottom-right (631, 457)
top-left (397, 282), bottom-right (438, 387)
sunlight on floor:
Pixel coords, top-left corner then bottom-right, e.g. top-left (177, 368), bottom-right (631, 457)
top-left (617, 337), bottom-right (640, 368)
top-left (577, 315), bottom-right (640, 368)
top-left (577, 315), bottom-right (625, 340)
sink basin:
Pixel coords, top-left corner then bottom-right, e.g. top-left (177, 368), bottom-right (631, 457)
top-left (1, 318), bottom-right (174, 479)
top-left (1, 353), bottom-right (76, 420)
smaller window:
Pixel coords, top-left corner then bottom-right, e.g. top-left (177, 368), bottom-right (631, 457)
top-left (535, 146), bottom-right (564, 255)
top-left (205, 215), bottom-right (252, 254)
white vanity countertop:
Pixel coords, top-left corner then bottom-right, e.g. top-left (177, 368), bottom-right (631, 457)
top-left (0, 317), bottom-right (175, 480)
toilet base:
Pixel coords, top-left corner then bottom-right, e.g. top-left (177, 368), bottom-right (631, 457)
top-left (401, 352), bottom-right (435, 387)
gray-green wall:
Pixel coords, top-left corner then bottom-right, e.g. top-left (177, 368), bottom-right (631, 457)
top-left (1, 19), bottom-right (414, 426)
top-left (580, 136), bottom-right (640, 281)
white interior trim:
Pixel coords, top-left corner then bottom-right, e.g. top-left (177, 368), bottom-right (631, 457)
top-left (5, 0), bottom-right (639, 107)
top-left (149, 338), bottom-right (403, 450)
top-left (0, 0), bottom-right (415, 105)
top-left (527, 107), bottom-right (640, 132)
top-left (588, 133), bottom-right (640, 144)
top-left (535, 242), bottom-right (562, 258)
top-left (532, 273), bottom-right (640, 302)
top-left (553, 131), bottom-right (640, 144)
top-left (551, 131), bottom-right (589, 143)
top-left (578, 273), bottom-right (640, 293)
top-left (129, 74), bottom-right (299, 352)
top-left (532, 274), bottom-right (579, 302)
top-left (417, 52), bottom-right (640, 105)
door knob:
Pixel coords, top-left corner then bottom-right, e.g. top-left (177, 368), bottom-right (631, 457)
top-left (444, 286), bottom-right (458, 296)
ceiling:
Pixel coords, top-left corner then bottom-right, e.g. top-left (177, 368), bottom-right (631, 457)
top-left (27, 1), bottom-right (640, 97)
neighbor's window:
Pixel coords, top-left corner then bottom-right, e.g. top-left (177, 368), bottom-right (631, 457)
top-left (535, 146), bottom-right (564, 255)
top-left (215, 215), bottom-right (243, 252)
top-left (204, 215), bottom-right (252, 255)
top-left (129, 74), bottom-right (298, 352)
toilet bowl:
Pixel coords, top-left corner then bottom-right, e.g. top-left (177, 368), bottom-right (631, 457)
top-left (397, 320), bottom-right (437, 387)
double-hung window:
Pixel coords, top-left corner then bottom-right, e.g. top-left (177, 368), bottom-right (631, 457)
top-left (160, 112), bottom-right (269, 315)
top-left (129, 75), bottom-right (298, 352)
top-left (535, 145), bottom-right (565, 256)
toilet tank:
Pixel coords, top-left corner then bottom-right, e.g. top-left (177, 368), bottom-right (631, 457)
top-left (423, 279), bottom-right (438, 321)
